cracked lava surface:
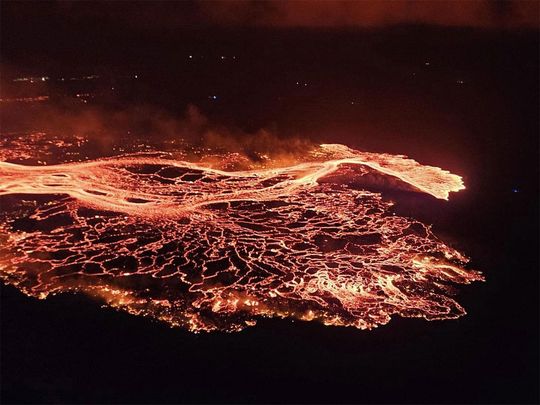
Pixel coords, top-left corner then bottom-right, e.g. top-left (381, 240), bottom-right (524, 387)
top-left (0, 133), bottom-right (483, 332)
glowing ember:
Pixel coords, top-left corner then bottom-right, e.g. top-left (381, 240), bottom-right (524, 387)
top-left (0, 134), bottom-right (482, 332)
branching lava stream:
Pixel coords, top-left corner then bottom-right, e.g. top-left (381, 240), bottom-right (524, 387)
top-left (0, 135), bottom-right (483, 332)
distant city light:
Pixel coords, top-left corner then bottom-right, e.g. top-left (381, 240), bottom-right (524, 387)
top-left (13, 76), bottom-right (49, 83)
top-left (0, 96), bottom-right (49, 103)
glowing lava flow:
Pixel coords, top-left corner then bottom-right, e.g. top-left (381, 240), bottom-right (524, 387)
top-left (0, 139), bottom-right (482, 332)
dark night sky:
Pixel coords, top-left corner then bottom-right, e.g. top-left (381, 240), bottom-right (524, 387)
top-left (2, 0), bottom-right (539, 31)
top-left (1, 0), bottom-right (538, 75)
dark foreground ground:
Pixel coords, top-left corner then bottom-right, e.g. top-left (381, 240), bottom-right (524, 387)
top-left (1, 24), bottom-right (538, 404)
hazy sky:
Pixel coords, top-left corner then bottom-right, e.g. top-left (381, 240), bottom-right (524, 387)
top-left (3, 0), bottom-right (539, 32)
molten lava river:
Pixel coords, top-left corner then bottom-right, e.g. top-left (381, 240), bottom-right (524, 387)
top-left (0, 133), bottom-right (483, 332)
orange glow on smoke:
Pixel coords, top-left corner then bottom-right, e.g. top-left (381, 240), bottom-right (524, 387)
top-left (0, 137), bottom-right (482, 332)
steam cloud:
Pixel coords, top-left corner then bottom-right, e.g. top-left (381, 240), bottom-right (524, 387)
top-left (1, 101), bottom-right (314, 164)
top-left (199, 0), bottom-right (539, 29)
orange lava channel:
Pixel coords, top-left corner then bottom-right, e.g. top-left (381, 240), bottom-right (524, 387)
top-left (0, 141), bottom-right (482, 332)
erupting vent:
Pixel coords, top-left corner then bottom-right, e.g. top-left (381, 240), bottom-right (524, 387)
top-left (0, 135), bottom-right (483, 332)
